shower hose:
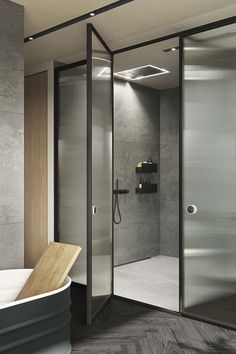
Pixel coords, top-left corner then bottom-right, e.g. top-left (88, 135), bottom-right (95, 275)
top-left (113, 178), bottom-right (122, 224)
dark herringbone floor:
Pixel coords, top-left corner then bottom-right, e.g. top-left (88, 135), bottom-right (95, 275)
top-left (71, 285), bottom-right (236, 354)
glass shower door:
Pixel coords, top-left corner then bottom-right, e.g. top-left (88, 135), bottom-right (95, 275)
top-left (57, 63), bottom-right (87, 286)
top-left (182, 23), bottom-right (236, 328)
top-left (87, 24), bottom-right (113, 324)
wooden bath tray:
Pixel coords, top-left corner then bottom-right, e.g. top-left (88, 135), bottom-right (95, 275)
top-left (16, 242), bottom-right (81, 300)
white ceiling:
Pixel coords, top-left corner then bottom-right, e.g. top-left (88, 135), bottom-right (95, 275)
top-left (12, 0), bottom-right (236, 75)
top-left (12, 0), bottom-right (113, 37)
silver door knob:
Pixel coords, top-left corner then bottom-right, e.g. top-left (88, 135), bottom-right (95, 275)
top-left (186, 205), bottom-right (197, 215)
top-left (92, 205), bottom-right (97, 215)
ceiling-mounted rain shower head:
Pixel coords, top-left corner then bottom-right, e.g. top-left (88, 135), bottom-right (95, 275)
top-left (114, 64), bottom-right (170, 81)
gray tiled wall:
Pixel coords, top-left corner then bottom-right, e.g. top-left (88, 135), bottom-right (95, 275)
top-left (0, 0), bottom-right (24, 269)
top-left (114, 80), bottom-right (160, 265)
top-left (160, 88), bottom-right (179, 257)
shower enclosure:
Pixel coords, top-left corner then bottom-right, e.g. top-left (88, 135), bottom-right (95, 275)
top-left (54, 19), bottom-right (236, 328)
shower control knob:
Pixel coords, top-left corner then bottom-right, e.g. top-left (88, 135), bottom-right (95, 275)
top-left (186, 205), bottom-right (197, 215)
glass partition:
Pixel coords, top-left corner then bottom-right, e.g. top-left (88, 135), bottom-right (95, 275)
top-left (183, 23), bottom-right (236, 327)
top-left (113, 38), bottom-right (180, 312)
top-left (58, 64), bottom-right (87, 285)
top-left (87, 25), bottom-right (113, 323)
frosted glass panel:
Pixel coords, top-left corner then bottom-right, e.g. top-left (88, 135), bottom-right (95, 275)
top-left (183, 24), bottom-right (236, 327)
top-left (58, 65), bottom-right (87, 285)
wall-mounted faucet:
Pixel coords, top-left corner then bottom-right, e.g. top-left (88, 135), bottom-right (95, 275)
top-left (113, 178), bottom-right (129, 224)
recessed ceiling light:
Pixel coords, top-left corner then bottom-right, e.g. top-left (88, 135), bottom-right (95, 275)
top-left (90, 12), bottom-right (96, 16)
top-left (163, 46), bottom-right (179, 52)
top-left (28, 37), bottom-right (34, 41)
top-left (115, 65), bottom-right (170, 81)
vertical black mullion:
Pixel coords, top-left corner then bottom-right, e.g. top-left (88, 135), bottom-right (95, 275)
top-left (179, 35), bottom-right (184, 314)
top-left (86, 23), bottom-right (93, 325)
top-left (111, 53), bottom-right (114, 295)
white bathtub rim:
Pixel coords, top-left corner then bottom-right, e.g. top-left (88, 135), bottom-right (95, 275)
top-left (0, 269), bottom-right (71, 310)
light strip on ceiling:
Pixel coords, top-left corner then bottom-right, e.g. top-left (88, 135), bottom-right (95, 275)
top-left (114, 64), bottom-right (170, 81)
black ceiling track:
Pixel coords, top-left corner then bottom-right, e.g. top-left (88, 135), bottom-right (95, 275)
top-left (113, 15), bottom-right (236, 54)
top-left (24, 0), bottom-right (134, 43)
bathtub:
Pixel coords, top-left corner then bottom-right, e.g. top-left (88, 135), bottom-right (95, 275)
top-left (0, 269), bottom-right (71, 354)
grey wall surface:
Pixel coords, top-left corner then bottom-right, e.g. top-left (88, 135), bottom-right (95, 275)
top-left (160, 88), bottom-right (179, 257)
top-left (114, 80), bottom-right (160, 266)
top-left (0, 0), bottom-right (24, 269)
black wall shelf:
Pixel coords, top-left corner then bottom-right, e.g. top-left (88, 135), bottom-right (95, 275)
top-left (136, 163), bottom-right (157, 173)
top-left (136, 184), bottom-right (157, 194)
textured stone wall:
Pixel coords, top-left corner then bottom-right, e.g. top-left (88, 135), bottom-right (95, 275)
top-left (114, 80), bottom-right (160, 265)
top-left (0, 0), bottom-right (24, 268)
top-left (160, 88), bottom-right (179, 257)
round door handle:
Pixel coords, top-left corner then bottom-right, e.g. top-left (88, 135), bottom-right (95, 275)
top-left (186, 205), bottom-right (197, 215)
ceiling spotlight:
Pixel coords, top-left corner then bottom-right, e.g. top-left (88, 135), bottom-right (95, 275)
top-left (90, 12), bottom-right (96, 16)
top-left (171, 47), bottom-right (176, 51)
top-left (28, 37), bottom-right (34, 41)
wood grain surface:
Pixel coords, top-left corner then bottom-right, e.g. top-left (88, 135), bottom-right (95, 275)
top-left (16, 242), bottom-right (81, 300)
top-left (24, 71), bottom-right (48, 268)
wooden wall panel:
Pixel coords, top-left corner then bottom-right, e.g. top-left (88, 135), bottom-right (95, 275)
top-left (24, 71), bottom-right (48, 267)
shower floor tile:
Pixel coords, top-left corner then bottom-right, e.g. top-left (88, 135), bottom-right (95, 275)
top-left (114, 255), bottom-right (179, 311)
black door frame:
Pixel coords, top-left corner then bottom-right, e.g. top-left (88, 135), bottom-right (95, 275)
top-left (53, 44), bottom-right (113, 325)
top-left (54, 15), bottom-right (236, 329)
top-left (86, 23), bottom-right (114, 324)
